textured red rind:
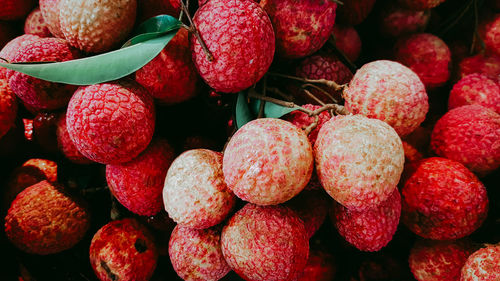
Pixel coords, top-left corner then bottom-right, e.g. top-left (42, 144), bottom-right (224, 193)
top-left (479, 14), bottom-right (500, 56)
top-left (332, 25), bottom-right (362, 62)
top-left (337, 0), bottom-right (376, 25)
top-left (39, 0), bottom-right (64, 38)
top-left (24, 7), bottom-right (52, 37)
top-left (56, 112), bottom-right (92, 164)
top-left (283, 104), bottom-right (331, 145)
top-left (0, 34), bottom-right (41, 79)
top-left (0, 79), bottom-right (17, 139)
top-left (458, 54), bottom-right (500, 81)
top-left (460, 244), bottom-right (500, 281)
top-left (379, 5), bottom-right (430, 37)
top-left (448, 73), bottom-right (500, 114)
top-left (0, 0), bottom-right (35, 20)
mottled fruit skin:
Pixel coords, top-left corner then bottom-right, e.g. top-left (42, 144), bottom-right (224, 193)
top-left (5, 180), bottom-right (90, 255)
top-left (89, 218), bottom-right (158, 281)
top-left (136, 28), bottom-right (199, 105)
top-left (460, 244), bottom-right (500, 281)
top-left (260, 0), bottom-right (337, 58)
top-left (409, 239), bottom-right (476, 281)
top-left (8, 38), bottom-right (80, 110)
top-left (458, 54), bottom-right (500, 81)
top-left (0, 0), bottom-right (35, 20)
top-left (164, 149), bottom-right (236, 229)
top-left (169, 226), bottom-right (231, 281)
top-left (448, 73), bottom-right (500, 113)
top-left (223, 118), bottom-right (313, 205)
top-left (379, 6), bottom-right (430, 37)
top-left (107, 139), bottom-right (175, 216)
top-left (431, 105), bottom-right (500, 176)
top-left (283, 104), bottom-right (331, 145)
top-left (66, 80), bottom-right (155, 165)
top-left (286, 190), bottom-right (330, 238)
top-left (56, 112), bottom-right (92, 164)
top-left (0, 79), bottom-right (17, 139)
top-left (337, 0), bottom-right (376, 25)
top-left (39, 0), bottom-right (64, 38)
top-left (394, 33), bottom-right (451, 89)
top-left (0, 34), bottom-right (41, 79)
top-left (296, 250), bottom-right (336, 281)
top-left (399, 0), bottom-right (446, 10)
top-left (24, 7), bottom-right (52, 37)
top-left (191, 0), bottom-right (275, 93)
top-left (315, 115), bottom-right (404, 211)
top-left (331, 190), bottom-right (401, 252)
top-left (480, 14), bottom-right (500, 56)
top-left (221, 204), bottom-right (309, 281)
top-left (402, 157), bottom-right (489, 240)
top-left (332, 25), bottom-right (362, 61)
top-left (344, 60), bottom-right (428, 137)
top-left (59, 0), bottom-right (137, 53)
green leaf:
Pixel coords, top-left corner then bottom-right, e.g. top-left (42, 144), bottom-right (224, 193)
top-left (250, 99), bottom-right (299, 119)
top-left (235, 92), bottom-right (255, 129)
top-left (0, 15), bottom-right (182, 86)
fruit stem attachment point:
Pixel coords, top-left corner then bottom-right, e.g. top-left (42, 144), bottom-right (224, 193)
top-left (267, 72), bottom-right (346, 92)
top-left (180, 0), bottom-right (214, 62)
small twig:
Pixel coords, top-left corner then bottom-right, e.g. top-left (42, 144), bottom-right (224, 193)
top-left (267, 72), bottom-right (345, 91)
top-left (301, 87), bottom-right (326, 106)
top-left (266, 87), bottom-right (293, 101)
top-left (302, 83), bottom-right (340, 104)
top-left (180, 0), bottom-right (213, 61)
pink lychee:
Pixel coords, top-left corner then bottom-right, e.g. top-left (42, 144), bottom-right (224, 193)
top-left (0, 34), bottom-right (41, 79)
top-left (39, 0), bottom-right (64, 38)
top-left (458, 53), bottom-right (500, 81)
top-left (448, 73), bottom-right (500, 114)
top-left (460, 244), bottom-right (500, 281)
top-left (24, 7), bottom-right (52, 37)
top-left (332, 25), bottom-right (362, 62)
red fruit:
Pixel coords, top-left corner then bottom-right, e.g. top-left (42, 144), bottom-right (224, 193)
top-left (0, 34), bottom-right (41, 79)
top-left (24, 7), bottom-right (52, 37)
top-left (0, 0), bottom-right (35, 20)
top-left (191, 0), bottom-right (274, 93)
top-left (136, 28), bottom-right (199, 105)
top-left (431, 105), bottom-right (500, 176)
top-left (221, 204), bottom-right (309, 281)
top-left (56, 112), bottom-right (92, 164)
top-left (401, 157), bottom-right (489, 240)
top-left (39, 0), bottom-right (64, 38)
top-left (137, 0), bottom-right (180, 22)
top-left (402, 141), bottom-right (424, 163)
top-left (331, 190), bottom-right (401, 252)
top-left (332, 25), bottom-right (362, 61)
top-left (106, 139), bottom-right (175, 216)
top-left (0, 79), bottom-right (17, 139)
top-left (460, 244), bottom-right (500, 281)
top-left (260, 0), bottom-right (337, 58)
top-left (283, 104), bottom-right (332, 145)
top-left (337, 0), bottom-right (376, 25)
top-left (398, 0), bottom-right (446, 10)
top-left (7, 37), bottom-right (80, 110)
top-left (479, 14), bottom-right (500, 56)
top-left (5, 180), bottom-right (90, 255)
top-left (66, 80), bottom-right (155, 165)
top-left (379, 5), bottom-right (430, 37)
top-left (89, 218), bottom-right (158, 281)
top-left (169, 225), bottom-right (231, 281)
top-left (164, 149), bottom-right (236, 229)
top-left (458, 53), bottom-right (500, 81)
top-left (296, 250), bottom-right (336, 281)
top-left (409, 239), bottom-right (476, 281)
top-left (448, 73), bottom-right (500, 114)
top-left (394, 33), bottom-right (451, 89)
top-left (223, 118), bottom-right (313, 205)
top-left (286, 190), bottom-right (330, 239)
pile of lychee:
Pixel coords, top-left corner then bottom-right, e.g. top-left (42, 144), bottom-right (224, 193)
top-left (1, 0), bottom-right (499, 280)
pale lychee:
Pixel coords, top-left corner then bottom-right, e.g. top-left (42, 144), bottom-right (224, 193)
top-left (39, 0), bottom-right (64, 38)
top-left (460, 244), bottom-right (500, 281)
top-left (24, 7), bottom-right (52, 37)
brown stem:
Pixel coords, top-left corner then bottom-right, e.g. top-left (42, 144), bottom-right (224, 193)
top-left (301, 87), bottom-right (326, 106)
top-left (302, 83), bottom-right (340, 104)
top-left (267, 72), bottom-right (345, 91)
top-left (180, 0), bottom-right (214, 61)
top-left (304, 115), bottom-right (320, 134)
top-left (267, 87), bottom-right (293, 101)
top-left (0, 57), bottom-right (9, 63)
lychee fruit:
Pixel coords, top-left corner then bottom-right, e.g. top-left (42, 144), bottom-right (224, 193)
top-left (89, 218), bottom-right (158, 281)
top-left (4, 180), bottom-right (90, 255)
top-left (24, 7), bottom-right (52, 37)
top-left (401, 157), bottom-right (489, 240)
top-left (0, 79), bottom-right (17, 139)
top-left (409, 239), bottom-right (476, 281)
top-left (282, 104), bottom-right (332, 145)
top-left (379, 5), bottom-right (430, 38)
top-left (458, 53), bottom-right (500, 81)
top-left (296, 249), bottom-right (336, 281)
top-left (106, 139), bottom-right (176, 216)
top-left (0, 0), bottom-right (35, 20)
top-left (223, 118), bottom-right (313, 205)
top-left (169, 225), bottom-right (231, 281)
top-left (0, 34), bottom-right (41, 79)
top-left (56, 112), bottom-right (92, 164)
top-left (39, 0), bottom-right (64, 38)
top-left (344, 60), bottom-right (428, 137)
top-left (479, 14), bottom-right (500, 56)
top-left (315, 115), bottom-right (404, 211)
top-left (431, 104), bottom-right (500, 176)
top-left (337, 0), bottom-right (376, 26)
top-left (163, 149), bottom-right (236, 229)
top-left (394, 33), bottom-right (451, 89)
top-left (460, 244), bottom-right (500, 281)
top-left (221, 204), bottom-right (309, 281)
top-left (448, 73), bottom-right (500, 114)
top-left (286, 190), bottom-right (330, 239)
top-left (58, 0), bottom-right (137, 53)
top-left (66, 80), bottom-right (155, 165)
top-left (398, 0), bottom-right (446, 10)
top-left (191, 0), bottom-right (275, 93)
top-left (260, 0), bottom-right (337, 58)
top-left (135, 28), bottom-right (200, 105)
top-left (332, 25), bottom-right (362, 62)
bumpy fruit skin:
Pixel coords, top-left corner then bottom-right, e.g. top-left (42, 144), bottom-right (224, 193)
top-left (296, 250), bottom-right (336, 281)
top-left (59, 0), bottom-right (137, 53)
top-left (66, 80), bottom-right (155, 165)
top-left (286, 190), bottom-right (330, 238)
top-left (8, 38), bottom-right (80, 110)
top-left (107, 139), bottom-right (175, 216)
top-left (460, 244), bottom-right (500, 281)
top-left (431, 105), bottom-right (500, 176)
top-left (344, 60), bottom-right (428, 137)
top-left (169, 226), bottom-right (231, 281)
top-left (379, 6), bottom-right (430, 37)
top-left (480, 14), bottom-right (500, 56)
top-left (409, 239), bottom-right (476, 281)
top-left (0, 34), bottom-right (41, 79)
top-left (191, 0), bottom-right (274, 93)
top-left (136, 28), bottom-right (199, 105)
top-left (24, 7), bottom-right (52, 37)
top-left (0, 79), bottom-right (17, 139)
top-left (399, 0), bottom-right (446, 10)
top-left (337, 0), bottom-right (376, 25)
top-left (448, 73), bottom-right (500, 113)
top-left (331, 190), bottom-right (401, 252)
top-left (332, 25), bottom-right (362, 61)
top-left (458, 54), bottom-right (500, 81)
top-left (260, 0), bottom-right (337, 58)
top-left (394, 33), bottom-right (451, 89)
top-left (0, 0), bottom-right (35, 20)
top-left (56, 112), bottom-right (92, 164)
top-left (315, 115), bottom-right (404, 211)
top-left (39, 0), bottom-right (64, 38)
top-left (89, 218), bottom-right (158, 281)
top-left (164, 149), bottom-right (236, 229)
top-left (402, 157), bottom-right (489, 240)
top-left (221, 204), bottom-right (309, 281)
top-left (4, 180), bottom-right (90, 255)
top-left (283, 104), bottom-right (331, 145)
top-left (223, 118), bottom-right (313, 205)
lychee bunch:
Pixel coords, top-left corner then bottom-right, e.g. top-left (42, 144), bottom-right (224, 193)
top-left (460, 244), bottom-right (500, 281)
top-left (448, 73), bottom-right (500, 113)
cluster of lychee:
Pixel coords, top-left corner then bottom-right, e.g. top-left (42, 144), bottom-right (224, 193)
top-left (1, 0), bottom-right (500, 280)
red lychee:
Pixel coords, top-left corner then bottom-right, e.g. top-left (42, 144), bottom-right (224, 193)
top-left (282, 104), bottom-right (332, 145)
top-left (296, 249), bottom-right (336, 281)
top-left (379, 5), bottom-right (430, 38)
top-left (221, 204), bottom-right (309, 281)
top-left (169, 225), bottom-right (231, 281)
top-left (315, 115), bottom-right (404, 211)
top-left (286, 190), bottom-right (330, 239)
top-left (398, 0), bottom-right (446, 10)
top-left (66, 80), bottom-right (155, 165)
top-left (223, 118), bottom-right (313, 205)
top-left (479, 14), bottom-right (500, 56)
top-left (448, 73), bottom-right (500, 114)
top-left (0, 79), bottom-right (17, 139)
top-left (56, 112), bottom-right (92, 164)
top-left (164, 149), bottom-right (236, 229)
top-left (0, 34), bottom-right (41, 79)
top-left (5, 180), bottom-right (90, 255)
top-left (458, 53), bottom-right (500, 81)
top-left (89, 218), bottom-right (158, 281)
top-left (191, 0), bottom-right (275, 93)
top-left (332, 25), bottom-right (362, 62)
top-left (337, 0), bottom-right (376, 25)
top-left (460, 244), bottom-right (500, 281)
top-left (401, 157), bottom-right (489, 240)
top-left (106, 139), bottom-right (175, 216)
top-left (24, 7), bottom-right (52, 37)
top-left (431, 104), bottom-right (500, 176)
top-left (0, 0), bottom-right (35, 20)
top-left (344, 60), bottom-right (428, 137)
top-left (39, 0), bottom-right (64, 38)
